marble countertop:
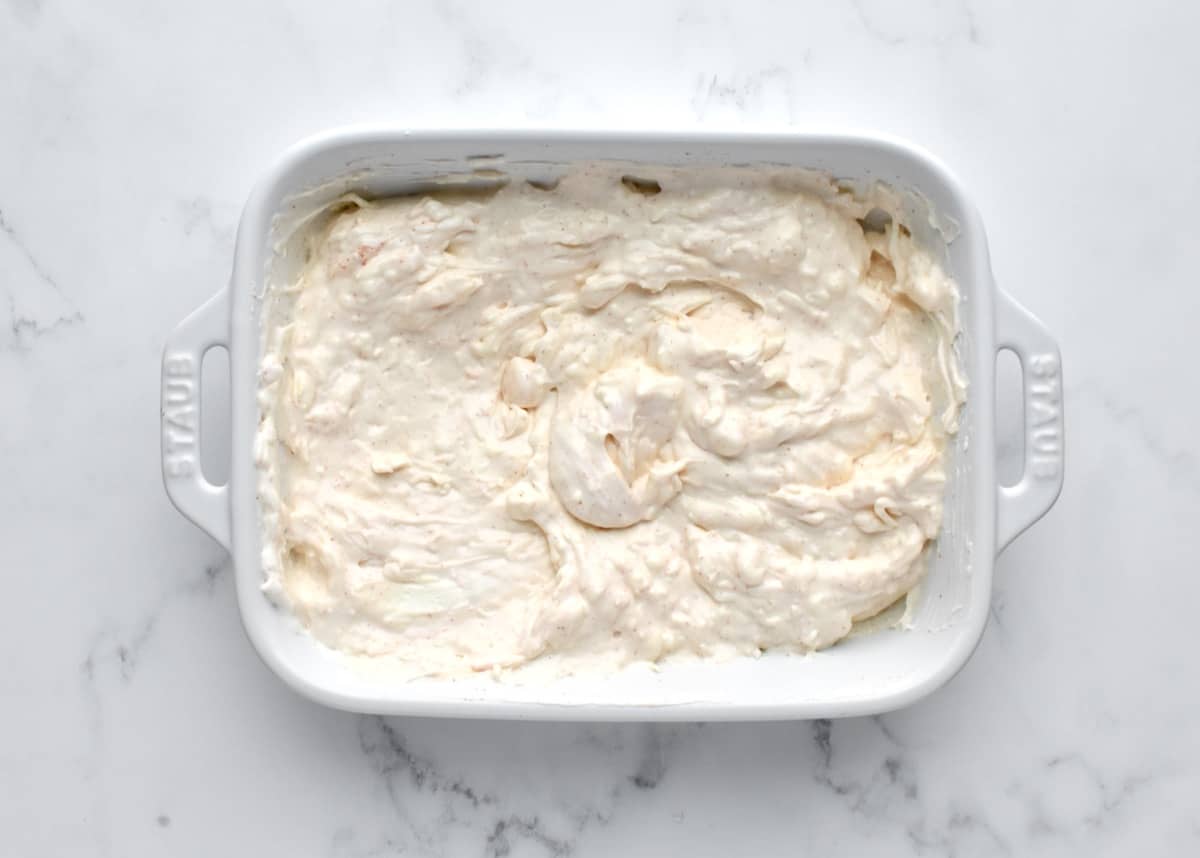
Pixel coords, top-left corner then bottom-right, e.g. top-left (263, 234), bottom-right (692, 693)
top-left (3, 1), bottom-right (1197, 855)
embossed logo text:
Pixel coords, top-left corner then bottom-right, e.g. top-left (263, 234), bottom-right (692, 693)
top-left (163, 354), bottom-right (198, 478)
top-left (1027, 353), bottom-right (1061, 480)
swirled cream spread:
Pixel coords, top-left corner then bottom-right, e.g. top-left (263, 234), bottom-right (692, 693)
top-left (256, 165), bottom-right (965, 679)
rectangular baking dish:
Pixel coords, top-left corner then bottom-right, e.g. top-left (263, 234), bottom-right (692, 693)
top-left (160, 128), bottom-right (1064, 720)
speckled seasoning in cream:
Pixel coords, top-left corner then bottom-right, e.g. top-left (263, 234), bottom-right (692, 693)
top-left (255, 165), bottom-right (966, 679)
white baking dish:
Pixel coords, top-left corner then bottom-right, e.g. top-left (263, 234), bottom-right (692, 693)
top-left (160, 128), bottom-right (1064, 720)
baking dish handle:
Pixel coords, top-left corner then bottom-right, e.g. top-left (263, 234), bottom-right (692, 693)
top-left (994, 289), bottom-right (1064, 553)
top-left (161, 289), bottom-right (232, 550)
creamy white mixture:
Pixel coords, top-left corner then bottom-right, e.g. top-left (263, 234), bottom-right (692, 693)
top-left (256, 165), bottom-right (965, 679)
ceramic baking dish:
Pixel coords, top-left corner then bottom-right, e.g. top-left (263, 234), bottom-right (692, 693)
top-left (161, 128), bottom-right (1064, 720)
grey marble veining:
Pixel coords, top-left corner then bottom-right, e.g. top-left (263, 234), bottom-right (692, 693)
top-left (2, 0), bottom-right (1198, 855)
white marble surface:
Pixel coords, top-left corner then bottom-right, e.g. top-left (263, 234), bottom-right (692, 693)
top-left (3, 0), bottom-right (1198, 854)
